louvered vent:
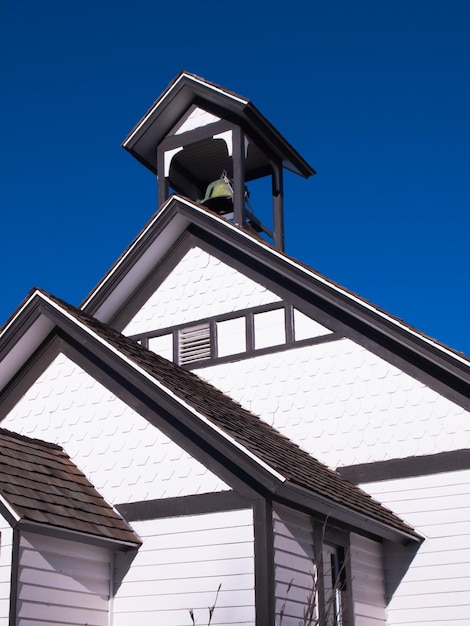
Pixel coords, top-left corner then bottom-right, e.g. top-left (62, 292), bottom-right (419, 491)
top-left (178, 323), bottom-right (211, 365)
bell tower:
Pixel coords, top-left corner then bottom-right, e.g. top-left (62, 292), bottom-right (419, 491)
top-left (122, 71), bottom-right (315, 251)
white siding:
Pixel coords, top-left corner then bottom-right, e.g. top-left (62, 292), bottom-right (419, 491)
top-left (113, 509), bottom-right (255, 626)
top-left (2, 354), bottom-right (229, 505)
top-left (0, 517), bottom-right (13, 621)
top-left (365, 470), bottom-right (470, 626)
top-left (16, 532), bottom-right (111, 626)
top-left (273, 505), bottom-right (316, 624)
top-left (350, 533), bottom-right (386, 626)
top-left (197, 339), bottom-right (469, 469)
top-left (123, 246), bottom-right (281, 336)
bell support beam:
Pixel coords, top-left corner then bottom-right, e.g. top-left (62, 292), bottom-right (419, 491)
top-left (271, 161), bottom-right (284, 250)
top-left (232, 126), bottom-right (246, 227)
top-left (157, 147), bottom-right (169, 208)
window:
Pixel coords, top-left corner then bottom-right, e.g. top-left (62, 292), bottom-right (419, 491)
top-left (322, 543), bottom-right (347, 626)
top-left (133, 303), bottom-right (334, 367)
top-left (216, 317), bottom-right (246, 357)
top-left (253, 308), bottom-right (286, 349)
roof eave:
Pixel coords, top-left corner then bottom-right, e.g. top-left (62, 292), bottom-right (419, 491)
top-left (275, 482), bottom-right (422, 545)
top-left (78, 195), bottom-right (470, 396)
top-left (18, 519), bottom-right (141, 551)
top-left (122, 71), bottom-right (315, 178)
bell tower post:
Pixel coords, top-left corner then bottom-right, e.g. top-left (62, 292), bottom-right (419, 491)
top-left (123, 71), bottom-right (315, 251)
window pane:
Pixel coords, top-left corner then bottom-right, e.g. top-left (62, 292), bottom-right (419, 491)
top-left (217, 317), bottom-right (246, 357)
top-left (148, 334), bottom-right (173, 361)
top-left (322, 544), bottom-right (345, 626)
top-left (294, 309), bottom-right (331, 341)
top-left (254, 309), bottom-right (286, 350)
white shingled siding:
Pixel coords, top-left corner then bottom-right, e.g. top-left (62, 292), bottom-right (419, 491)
top-left (2, 354), bottom-right (229, 505)
top-left (16, 532), bottom-right (111, 626)
top-left (123, 246), bottom-right (281, 336)
top-left (0, 518), bottom-right (13, 621)
top-left (273, 505), bottom-right (317, 624)
top-left (174, 105), bottom-right (221, 134)
top-left (366, 470), bottom-right (470, 626)
top-left (113, 509), bottom-right (255, 626)
top-left (350, 533), bottom-right (387, 626)
top-left (197, 339), bottom-right (469, 469)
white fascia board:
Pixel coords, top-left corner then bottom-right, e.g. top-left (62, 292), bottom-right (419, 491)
top-left (40, 292), bottom-right (287, 484)
top-left (123, 72), bottom-right (248, 147)
top-left (81, 204), bottom-right (191, 319)
top-left (0, 493), bottom-right (20, 526)
top-left (84, 193), bottom-right (470, 371)
top-left (0, 291), bottom-right (55, 390)
top-left (181, 204), bottom-right (470, 370)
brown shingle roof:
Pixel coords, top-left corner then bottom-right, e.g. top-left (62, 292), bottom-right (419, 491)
top-left (43, 291), bottom-right (419, 540)
top-left (0, 428), bottom-right (140, 545)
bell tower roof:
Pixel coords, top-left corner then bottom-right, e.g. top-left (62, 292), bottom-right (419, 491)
top-left (122, 71), bottom-right (315, 251)
top-left (122, 71), bottom-right (316, 180)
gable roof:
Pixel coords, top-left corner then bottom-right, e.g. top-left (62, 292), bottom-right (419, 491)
top-left (79, 195), bottom-right (470, 405)
top-left (0, 289), bottom-right (420, 544)
top-left (0, 427), bottom-right (140, 547)
top-left (122, 70), bottom-right (316, 178)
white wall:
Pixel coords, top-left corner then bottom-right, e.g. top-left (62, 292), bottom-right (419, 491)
top-left (0, 517), bottom-right (13, 621)
top-left (16, 532), bottom-right (111, 626)
top-left (113, 509), bottom-right (255, 626)
top-left (198, 340), bottom-right (469, 470)
top-left (2, 353), bottom-right (229, 505)
top-left (350, 533), bottom-right (387, 626)
top-left (123, 246), bottom-right (281, 336)
top-left (273, 505), bottom-right (316, 624)
top-left (366, 470), bottom-right (470, 626)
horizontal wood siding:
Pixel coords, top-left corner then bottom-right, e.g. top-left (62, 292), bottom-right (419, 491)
top-left (366, 469), bottom-right (470, 625)
top-left (350, 533), bottom-right (386, 626)
top-left (0, 518), bottom-right (13, 621)
top-left (113, 509), bottom-right (255, 626)
top-left (273, 505), bottom-right (316, 624)
top-left (16, 532), bottom-right (111, 626)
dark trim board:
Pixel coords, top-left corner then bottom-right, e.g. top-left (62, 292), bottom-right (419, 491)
top-left (0, 334), bottom-right (62, 421)
top-left (130, 299), bottom-right (340, 370)
top-left (338, 448), bottom-right (470, 484)
top-left (9, 527), bottom-right (20, 626)
top-left (188, 225), bottom-right (470, 411)
top-left (110, 231), bottom-right (197, 332)
top-left (56, 335), bottom-right (276, 500)
top-left (253, 498), bottom-right (275, 626)
top-left (116, 490), bottom-right (251, 521)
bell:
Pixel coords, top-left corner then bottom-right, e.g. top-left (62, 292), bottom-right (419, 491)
top-left (201, 175), bottom-right (233, 215)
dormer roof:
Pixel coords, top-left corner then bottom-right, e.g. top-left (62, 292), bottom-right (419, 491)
top-left (0, 428), bottom-right (140, 547)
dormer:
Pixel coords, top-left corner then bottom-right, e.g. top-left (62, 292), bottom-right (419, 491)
top-left (122, 71), bottom-right (316, 250)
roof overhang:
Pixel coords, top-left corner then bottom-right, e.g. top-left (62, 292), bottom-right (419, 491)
top-left (0, 289), bottom-right (418, 544)
top-left (78, 195), bottom-right (470, 406)
top-left (122, 71), bottom-right (316, 178)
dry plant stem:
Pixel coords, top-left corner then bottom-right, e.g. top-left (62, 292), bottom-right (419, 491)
top-left (208, 584), bottom-right (222, 625)
top-left (277, 526), bottom-right (350, 626)
top-left (189, 583), bottom-right (222, 626)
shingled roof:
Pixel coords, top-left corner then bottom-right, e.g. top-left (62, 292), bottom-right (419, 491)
top-left (38, 290), bottom-right (420, 541)
top-left (0, 428), bottom-right (140, 546)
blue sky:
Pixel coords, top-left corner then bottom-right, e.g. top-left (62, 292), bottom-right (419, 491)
top-left (1, 1), bottom-right (469, 354)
